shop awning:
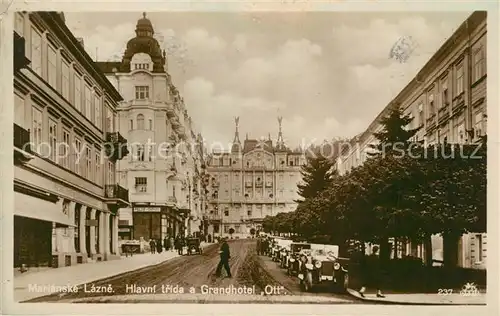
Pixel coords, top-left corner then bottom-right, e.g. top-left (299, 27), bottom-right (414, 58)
top-left (14, 192), bottom-right (76, 227)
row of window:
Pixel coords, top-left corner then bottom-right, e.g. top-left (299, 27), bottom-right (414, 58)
top-left (212, 204), bottom-right (285, 218)
top-left (29, 102), bottom-right (114, 186)
top-left (213, 189), bottom-right (290, 197)
top-left (211, 173), bottom-right (294, 182)
top-left (15, 13), bottom-right (116, 132)
top-left (411, 44), bottom-right (486, 124)
top-left (212, 157), bottom-right (302, 167)
top-left (340, 112), bottom-right (485, 173)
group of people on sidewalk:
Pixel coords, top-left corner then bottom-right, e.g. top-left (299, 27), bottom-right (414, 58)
top-left (148, 235), bottom-right (181, 254)
top-left (148, 234), bottom-right (200, 255)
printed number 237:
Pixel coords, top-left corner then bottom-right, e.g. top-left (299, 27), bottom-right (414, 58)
top-left (438, 289), bottom-right (453, 295)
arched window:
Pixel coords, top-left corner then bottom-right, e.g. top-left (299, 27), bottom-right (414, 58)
top-left (137, 114), bottom-right (145, 130)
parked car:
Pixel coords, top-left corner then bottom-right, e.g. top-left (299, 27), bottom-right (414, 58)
top-left (279, 245), bottom-right (291, 268)
top-left (285, 243), bottom-right (312, 275)
top-left (297, 245), bottom-right (349, 292)
top-left (272, 239), bottom-right (292, 262)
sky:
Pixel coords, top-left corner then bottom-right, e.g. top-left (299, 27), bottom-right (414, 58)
top-left (64, 11), bottom-right (471, 148)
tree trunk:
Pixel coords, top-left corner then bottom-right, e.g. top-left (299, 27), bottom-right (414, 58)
top-left (379, 237), bottom-right (391, 264)
top-left (443, 233), bottom-right (460, 268)
top-left (393, 237), bottom-right (399, 259)
top-left (424, 235), bottom-right (433, 266)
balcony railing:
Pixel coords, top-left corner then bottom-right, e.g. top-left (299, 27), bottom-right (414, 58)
top-left (105, 132), bottom-right (129, 162)
top-left (105, 184), bottom-right (129, 201)
top-left (166, 103), bottom-right (177, 119)
top-left (168, 196), bottom-right (177, 203)
top-left (14, 124), bottom-right (34, 164)
top-left (438, 106), bottom-right (450, 124)
top-left (14, 124), bottom-right (32, 152)
top-left (104, 184), bottom-right (129, 206)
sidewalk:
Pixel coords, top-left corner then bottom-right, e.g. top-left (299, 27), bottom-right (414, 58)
top-left (347, 289), bottom-right (486, 305)
top-left (14, 242), bottom-right (213, 302)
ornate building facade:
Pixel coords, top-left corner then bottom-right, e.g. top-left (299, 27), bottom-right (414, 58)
top-left (336, 11), bottom-right (487, 269)
top-left (13, 12), bottom-right (129, 268)
top-left (96, 13), bottom-right (206, 241)
top-left (205, 117), bottom-right (305, 238)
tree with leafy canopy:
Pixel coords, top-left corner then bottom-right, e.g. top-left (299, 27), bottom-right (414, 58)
top-left (296, 155), bottom-right (337, 203)
top-left (368, 106), bottom-right (422, 157)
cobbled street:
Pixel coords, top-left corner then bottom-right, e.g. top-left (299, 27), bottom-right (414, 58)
top-left (27, 240), bottom-right (356, 303)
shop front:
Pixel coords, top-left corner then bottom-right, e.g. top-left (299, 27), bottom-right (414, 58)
top-left (14, 191), bottom-right (75, 268)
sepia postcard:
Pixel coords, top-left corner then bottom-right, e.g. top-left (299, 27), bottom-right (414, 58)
top-left (1, 1), bottom-right (498, 315)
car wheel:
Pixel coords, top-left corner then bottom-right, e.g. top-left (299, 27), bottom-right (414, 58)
top-left (343, 273), bottom-right (349, 290)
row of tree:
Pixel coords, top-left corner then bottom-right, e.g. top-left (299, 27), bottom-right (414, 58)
top-left (262, 108), bottom-right (486, 267)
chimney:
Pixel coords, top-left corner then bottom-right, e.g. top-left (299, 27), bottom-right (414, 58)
top-left (76, 37), bottom-right (84, 48)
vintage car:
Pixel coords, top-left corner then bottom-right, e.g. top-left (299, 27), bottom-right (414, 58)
top-left (285, 243), bottom-right (312, 275)
top-left (184, 237), bottom-right (202, 255)
top-left (297, 245), bottom-right (349, 292)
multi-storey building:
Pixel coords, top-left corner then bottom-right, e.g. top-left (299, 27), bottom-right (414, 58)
top-left (205, 117), bottom-right (305, 238)
top-left (336, 11), bottom-right (487, 269)
top-left (95, 13), bottom-right (206, 241)
top-left (13, 12), bottom-right (129, 269)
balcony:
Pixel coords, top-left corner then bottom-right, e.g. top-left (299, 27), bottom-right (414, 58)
top-left (104, 132), bottom-right (129, 162)
top-left (265, 181), bottom-right (273, 188)
top-left (166, 103), bottom-right (177, 119)
top-left (425, 114), bottom-right (436, 132)
top-left (167, 196), bottom-right (177, 206)
top-left (170, 116), bottom-right (181, 128)
top-left (438, 106), bottom-right (450, 125)
top-left (13, 124), bottom-right (34, 164)
top-left (245, 182), bottom-right (253, 188)
top-left (174, 124), bottom-right (186, 137)
top-left (14, 31), bottom-right (31, 73)
top-left (452, 99), bottom-right (466, 116)
top-left (104, 184), bottom-right (130, 208)
top-left (255, 181), bottom-right (263, 188)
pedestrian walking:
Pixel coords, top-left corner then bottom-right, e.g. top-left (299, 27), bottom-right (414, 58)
top-left (357, 245), bottom-right (385, 298)
top-left (175, 236), bottom-right (182, 255)
top-left (156, 238), bottom-right (163, 254)
top-left (169, 236), bottom-right (175, 252)
top-left (149, 239), bottom-right (156, 254)
top-left (164, 236), bottom-right (169, 251)
top-left (215, 238), bottom-right (232, 278)
top-left (256, 237), bottom-right (261, 255)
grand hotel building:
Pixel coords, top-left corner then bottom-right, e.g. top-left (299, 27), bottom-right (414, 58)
top-left (13, 12), bottom-right (129, 269)
top-left (205, 118), bottom-right (306, 238)
top-left (336, 11), bottom-right (487, 269)
top-left (96, 13), bottom-right (207, 241)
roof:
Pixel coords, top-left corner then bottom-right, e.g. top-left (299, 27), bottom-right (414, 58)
top-left (40, 12), bottom-right (123, 102)
top-left (356, 11), bottom-right (486, 146)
